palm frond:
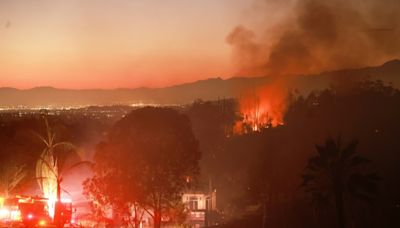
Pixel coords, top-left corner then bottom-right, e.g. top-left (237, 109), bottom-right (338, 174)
top-left (0, 164), bottom-right (27, 196)
top-left (8, 165), bottom-right (27, 193)
top-left (349, 156), bottom-right (370, 167)
top-left (30, 130), bottom-right (50, 147)
top-left (307, 157), bottom-right (324, 170)
top-left (36, 154), bottom-right (58, 178)
top-left (62, 188), bottom-right (71, 196)
top-left (341, 140), bottom-right (358, 161)
top-left (53, 142), bottom-right (76, 150)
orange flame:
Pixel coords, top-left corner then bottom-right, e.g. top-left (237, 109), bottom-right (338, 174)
top-left (235, 81), bottom-right (288, 133)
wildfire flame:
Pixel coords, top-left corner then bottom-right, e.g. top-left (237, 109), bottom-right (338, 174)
top-left (235, 82), bottom-right (287, 133)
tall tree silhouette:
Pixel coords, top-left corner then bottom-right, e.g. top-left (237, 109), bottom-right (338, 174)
top-left (302, 137), bottom-right (380, 228)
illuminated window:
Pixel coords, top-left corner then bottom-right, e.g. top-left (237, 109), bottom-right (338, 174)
top-left (188, 197), bottom-right (198, 210)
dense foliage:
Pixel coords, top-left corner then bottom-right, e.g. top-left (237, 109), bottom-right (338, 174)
top-left (84, 107), bottom-right (201, 227)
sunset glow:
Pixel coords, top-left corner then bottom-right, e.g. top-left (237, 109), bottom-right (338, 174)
top-left (0, 0), bottom-right (400, 228)
top-left (0, 0), bottom-right (254, 89)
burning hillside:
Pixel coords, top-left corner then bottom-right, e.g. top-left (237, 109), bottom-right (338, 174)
top-left (228, 0), bottom-right (400, 132)
top-left (235, 81), bottom-right (288, 133)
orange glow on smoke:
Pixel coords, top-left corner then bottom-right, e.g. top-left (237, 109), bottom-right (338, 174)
top-left (235, 81), bottom-right (287, 133)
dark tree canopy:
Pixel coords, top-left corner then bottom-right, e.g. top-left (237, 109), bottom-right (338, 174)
top-left (84, 107), bottom-right (201, 227)
top-left (217, 80), bottom-right (398, 227)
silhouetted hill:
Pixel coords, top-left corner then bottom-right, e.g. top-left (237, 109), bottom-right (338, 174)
top-left (0, 59), bottom-right (399, 108)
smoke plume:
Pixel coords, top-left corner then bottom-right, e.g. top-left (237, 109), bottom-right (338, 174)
top-left (228, 0), bottom-right (400, 76)
top-left (229, 0), bottom-right (400, 131)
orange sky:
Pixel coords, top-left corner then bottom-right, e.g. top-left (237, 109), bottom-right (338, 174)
top-left (0, 0), bottom-right (268, 89)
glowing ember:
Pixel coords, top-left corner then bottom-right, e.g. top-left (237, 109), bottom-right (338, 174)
top-left (235, 82), bottom-right (287, 133)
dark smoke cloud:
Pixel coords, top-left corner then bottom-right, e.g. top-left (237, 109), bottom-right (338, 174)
top-left (228, 0), bottom-right (400, 76)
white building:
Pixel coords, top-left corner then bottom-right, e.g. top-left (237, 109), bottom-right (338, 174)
top-left (182, 190), bottom-right (217, 227)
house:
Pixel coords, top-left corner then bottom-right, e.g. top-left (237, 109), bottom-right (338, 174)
top-left (182, 190), bottom-right (217, 227)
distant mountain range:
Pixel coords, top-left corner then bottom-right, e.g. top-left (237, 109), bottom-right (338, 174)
top-left (1, 59), bottom-right (399, 108)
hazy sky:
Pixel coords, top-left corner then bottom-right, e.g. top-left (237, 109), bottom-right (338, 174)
top-left (0, 0), bottom-right (266, 89)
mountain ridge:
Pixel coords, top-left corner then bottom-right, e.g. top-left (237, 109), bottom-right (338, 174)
top-left (1, 60), bottom-right (399, 108)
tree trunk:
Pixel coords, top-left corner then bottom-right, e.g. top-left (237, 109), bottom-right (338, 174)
top-left (334, 187), bottom-right (346, 228)
top-left (262, 199), bottom-right (268, 228)
top-left (133, 205), bottom-right (140, 228)
top-left (57, 179), bottom-right (61, 201)
top-left (55, 179), bottom-right (63, 228)
top-left (153, 208), bottom-right (162, 228)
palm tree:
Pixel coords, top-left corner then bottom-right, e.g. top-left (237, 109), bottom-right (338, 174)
top-left (302, 137), bottom-right (379, 228)
top-left (0, 162), bottom-right (26, 198)
top-left (34, 117), bottom-right (89, 227)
